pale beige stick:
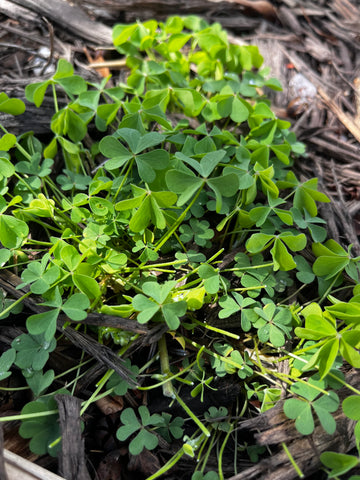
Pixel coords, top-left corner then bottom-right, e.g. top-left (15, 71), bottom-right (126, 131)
top-left (318, 87), bottom-right (360, 143)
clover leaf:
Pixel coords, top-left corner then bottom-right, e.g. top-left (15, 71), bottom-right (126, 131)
top-left (19, 394), bottom-right (65, 456)
top-left (132, 280), bottom-right (187, 329)
top-left (116, 406), bottom-right (163, 455)
top-left (179, 218), bottom-right (214, 247)
top-left (246, 232), bottom-right (306, 271)
top-left (218, 293), bottom-right (257, 331)
top-left (253, 302), bottom-right (293, 347)
top-left (295, 306), bottom-right (360, 376)
top-left (0, 92), bottom-right (25, 115)
top-left (20, 255), bottom-right (60, 295)
top-left (156, 413), bottom-right (184, 443)
top-left (12, 333), bottom-right (56, 371)
top-left (0, 348), bottom-right (16, 381)
top-left (116, 185), bottom-right (177, 232)
top-left (100, 128), bottom-right (169, 183)
top-left (283, 378), bottom-right (339, 435)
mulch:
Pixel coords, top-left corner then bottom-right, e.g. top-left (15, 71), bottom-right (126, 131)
top-left (0, 1), bottom-right (360, 479)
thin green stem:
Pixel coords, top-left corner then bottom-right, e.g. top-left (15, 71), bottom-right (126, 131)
top-left (282, 442), bottom-right (304, 478)
top-left (0, 410), bottom-right (58, 422)
top-left (218, 426), bottom-right (233, 480)
top-left (154, 184), bottom-right (205, 252)
top-left (158, 334), bottom-right (175, 398)
top-left (0, 292), bottom-right (31, 320)
top-left (174, 390), bottom-right (211, 437)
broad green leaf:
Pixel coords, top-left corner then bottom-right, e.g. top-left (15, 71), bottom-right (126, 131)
top-left (99, 136), bottom-right (133, 170)
top-left (313, 256), bottom-right (349, 278)
top-left (280, 233), bottom-right (306, 251)
top-left (26, 370), bottom-right (54, 397)
top-left (325, 302), bottom-right (360, 324)
top-left (60, 245), bottom-right (82, 271)
top-left (0, 92), bottom-right (26, 114)
top-left (162, 301), bottom-right (187, 330)
top-left (342, 395), bottom-right (360, 421)
top-left (312, 391), bottom-right (339, 434)
top-left (231, 96), bottom-right (249, 123)
top-left (135, 149), bottom-right (169, 183)
top-left (283, 398), bottom-right (314, 435)
top-left (270, 238), bottom-right (296, 271)
top-left (132, 295), bottom-right (159, 323)
top-left (12, 334), bottom-right (56, 371)
top-left (62, 293), bottom-right (90, 321)
top-left (0, 348), bottom-right (16, 381)
top-left (0, 156), bottom-right (15, 177)
top-left (166, 170), bottom-right (204, 206)
top-left (320, 452), bottom-right (359, 478)
top-left (0, 133), bottom-right (16, 151)
top-left (26, 309), bottom-right (59, 342)
top-left (129, 428), bottom-right (159, 455)
top-left (246, 233), bottom-right (274, 253)
top-left (0, 215), bottom-right (29, 249)
top-left (19, 396), bottom-right (62, 456)
top-left (25, 81), bottom-right (50, 108)
top-left (53, 58), bottom-right (73, 78)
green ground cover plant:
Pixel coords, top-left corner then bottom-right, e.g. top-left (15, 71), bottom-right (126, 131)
top-left (0, 15), bottom-right (360, 479)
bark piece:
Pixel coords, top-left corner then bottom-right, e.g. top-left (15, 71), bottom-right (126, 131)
top-left (0, 424), bottom-right (9, 480)
top-left (10, 0), bottom-right (112, 45)
top-left (231, 369), bottom-right (360, 480)
top-left (55, 394), bottom-right (91, 480)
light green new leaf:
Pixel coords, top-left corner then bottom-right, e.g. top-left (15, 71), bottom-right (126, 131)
top-left (73, 274), bottom-right (101, 300)
top-left (246, 233), bottom-right (274, 253)
top-left (0, 156), bottom-right (15, 177)
top-left (60, 245), bottom-right (82, 272)
top-left (0, 133), bottom-right (16, 151)
top-left (132, 295), bottom-right (159, 323)
top-left (270, 238), bottom-right (297, 271)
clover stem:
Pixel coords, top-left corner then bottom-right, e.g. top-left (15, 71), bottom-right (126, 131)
top-left (158, 334), bottom-right (175, 398)
top-left (282, 442), bottom-right (304, 478)
top-left (218, 426), bottom-right (233, 480)
top-left (0, 292), bottom-right (31, 320)
top-left (52, 83), bottom-right (59, 113)
top-left (145, 447), bottom-right (185, 480)
top-left (174, 390), bottom-right (211, 437)
top-left (318, 271), bottom-right (342, 305)
top-left (154, 184), bottom-right (205, 252)
top-left (198, 434), bottom-right (215, 472)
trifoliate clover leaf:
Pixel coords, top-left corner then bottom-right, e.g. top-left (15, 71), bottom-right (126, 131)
top-left (116, 406), bottom-right (163, 455)
top-left (12, 333), bottom-right (56, 371)
top-left (156, 413), bottom-right (184, 443)
top-left (254, 303), bottom-right (293, 347)
top-left (283, 378), bottom-right (339, 435)
top-left (132, 280), bottom-right (187, 329)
